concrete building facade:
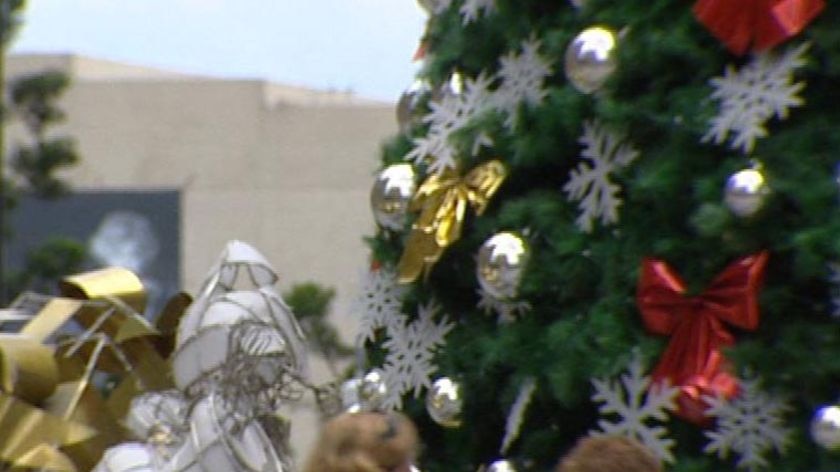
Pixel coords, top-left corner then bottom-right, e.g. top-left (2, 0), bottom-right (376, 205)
top-left (3, 54), bottom-right (397, 462)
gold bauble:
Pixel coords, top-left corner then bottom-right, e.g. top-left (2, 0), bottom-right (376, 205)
top-left (564, 26), bottom-right (618, 94)
top-left (724, 167), bottom-right (770, 218)
top-left (370, 164), bottom-right (416, 231)
top-left (476, 232), bottom-right (529, 300)
top-left (426, 377), bottom-right (462, 428)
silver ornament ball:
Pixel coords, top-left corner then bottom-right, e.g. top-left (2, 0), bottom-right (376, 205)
top-left (426, 377), bottom-right (463, 428)
top-left (564, 26), bottom-right (618, 94)
top-left (477, 232), bottom-right (529, 300)
top-left (358, 369), bottom-right (388, 411)
top-left (485, 460), bottom-right (517, 472)
top-left (812, 405), bottom-right (840, 450)
top-left (724, 167), bottom-right (770, 218)
top-left (340, 378), bottom-right (363, 413)
top-left (397, 79), bottom-right (431, 134)
top-left (371, 164), bottom-right (416, 231)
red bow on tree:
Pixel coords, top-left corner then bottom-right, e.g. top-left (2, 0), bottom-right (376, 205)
top-left (693, 0), bottom-right (825, 55)
top-left (636, 251), bottom-right (769, 425)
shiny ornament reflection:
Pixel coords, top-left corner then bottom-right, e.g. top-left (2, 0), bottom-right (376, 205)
top-left (358, 369), bottom-right (389, 411)
top-left (371, 164), bottom-right (416, 231)
top-left (724, 167), bottom-right (770, 217)
top-left (486, 460), bottom-right (517, 472)
top-left (564, 26), bottom-right (618, 94)
top-left (426, 377), bottom-right (463, 428)
top-left (812, 405), bottom-right (840, 450)
top-left (397, 79), bottom-right (431, 134)
top-left (477, 232), bottom-right (529, 300)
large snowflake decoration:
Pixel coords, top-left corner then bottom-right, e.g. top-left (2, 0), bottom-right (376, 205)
top-left (494, 37), bottom-right (553, 130)
top-left (380, 302), bottom-right (454, 410)
top-left (406, 72), bottom-right (494, 174)
top-left (477, 288), bottom-right (531, 324)
top-left (829, 262), bottom-right (840, 318)
top-left (563, 120), bottom-right (639, 233)
top-left (460, 0), bottom-right (496, 25)
top-left (703, 43), bottom-right (808, 155)
top-left (589, 353), bottom-right (679, 463)
top-left (354, 266), bottom-right (407, 343)
top-left (703, 377), bottom-right (791, 471)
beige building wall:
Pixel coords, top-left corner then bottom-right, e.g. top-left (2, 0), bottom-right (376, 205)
top-left (4, 54), bottom-right (397, 463)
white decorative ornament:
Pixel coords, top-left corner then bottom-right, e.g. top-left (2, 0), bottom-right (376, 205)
top-left (406, 72), bottom-right (495, 175)
top-left (703, 377), bottom-right (791, 471)
top-left (379, 302), bottom-right (454, 410)
top-left (589, 353), bottom-right (679, 463)
top-left (703, 43), bottom-right (808, 155)
top-left (494, 37), bottom-right (553, 130)
top-left (354, 266), bottom-right (407, 343)
top-left (500, 377), bottom-right (537, 454)
top-left (93, 443), bottom-right (156, 472)
top-left (460, 0), bottom-right (496, 24)
top-left (563, 120), bottom-right (639, 233)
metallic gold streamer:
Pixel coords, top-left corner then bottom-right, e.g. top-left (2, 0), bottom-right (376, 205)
top-left (398, 160), bottom-right (507, 283)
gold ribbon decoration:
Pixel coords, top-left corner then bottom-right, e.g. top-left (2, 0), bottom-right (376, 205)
top-left (397, 160), bottom-right (507, 283)
top-left (0, 266), bottom-right (190, 471)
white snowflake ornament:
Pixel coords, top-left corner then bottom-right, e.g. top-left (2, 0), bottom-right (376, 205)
top-left (406, 72), bottom-right (495, 175)
top-left (589, 353), bottom-right (679, 463)
top-left (380, 302), bottom-right (454, 410)
top-left (354, 266), bottom-right (407, 343)
top-left (703, 377), bottom-right (791, 471)
top-left (563, 120), bottom-right (639, 233)
top-left (461, 0), bottom-right (496, 25)
top-left (703, 43), bottom-right (808, 155)
top-left (494, 37), bottom-right (553, 130)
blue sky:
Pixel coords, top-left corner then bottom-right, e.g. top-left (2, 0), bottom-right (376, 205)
top-left (10, 0), bottom-right (428, 101)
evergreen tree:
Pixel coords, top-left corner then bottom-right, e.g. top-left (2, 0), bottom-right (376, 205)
top-left (363, 1), bottom-right (840, 471)
top-left (1, 0), bottom-right (84, 300)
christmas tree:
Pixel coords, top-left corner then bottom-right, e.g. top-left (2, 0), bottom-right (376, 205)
top-left (359, 0), bottom-right (840, 471)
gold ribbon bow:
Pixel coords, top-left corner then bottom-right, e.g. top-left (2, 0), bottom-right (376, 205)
top-left (0, 267), bottom-right (189, 471)
top-left (397, 160), bottom-right (507, 283)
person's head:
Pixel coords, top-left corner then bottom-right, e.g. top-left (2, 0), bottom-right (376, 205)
top-left (304, 411), bottom-right (419, 472)
top-left (555, 436), bottom-right (662, 472)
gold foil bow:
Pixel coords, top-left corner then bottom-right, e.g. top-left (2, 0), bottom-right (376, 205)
top-left (0, 267), bottom-right (188, 471)
top-left (397, 160), bottom-right (507, 283)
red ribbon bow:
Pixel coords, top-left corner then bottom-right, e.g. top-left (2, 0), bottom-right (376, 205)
top-left (693, 0), bottom-right (825, 55)
top-left (636, 251), bottom-right (768, 425)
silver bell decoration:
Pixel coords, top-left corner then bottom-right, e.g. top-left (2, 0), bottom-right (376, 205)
top-left (371, 164), bottom-right (416, 231)
top-left (724, 167), bottom-right (770, 218)
top-left (477, 232), bottom-right (529, 300)
top-left (564, 26), bottom-right (618, 94)
top-left (812, 405), bottom-right (840, 450)
top-left (426, 377), bottom-right (463, 428)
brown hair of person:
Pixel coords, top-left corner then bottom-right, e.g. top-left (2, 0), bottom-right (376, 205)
top-left (303, 411), bottom-right (419, 472)
top-left (555, 436), bottom-right (662, 472)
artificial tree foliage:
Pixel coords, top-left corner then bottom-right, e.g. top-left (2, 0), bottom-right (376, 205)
top-left (365, 1), bottom-right (840, 471)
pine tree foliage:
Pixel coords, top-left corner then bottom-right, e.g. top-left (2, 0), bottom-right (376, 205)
top-left (364, 0), bottom-right (840, 471)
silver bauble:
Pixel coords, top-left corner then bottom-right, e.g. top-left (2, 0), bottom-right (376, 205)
top-left (432, 71), bottom-right (465, 102)
top-left (477, 232), bottom-right (529, 300)
top-left (426, 377), bottom-right (462, 428)
top-left (340, 377), bottom-right (363, 413)
top-left (397, 79), bottom-right (431, 134)
top-left (371, 164), bottom-right (416, 231)
top-left (812, 405), bottom-right (840, 450)
top-left (724, 167), bottom-right (770, 218)
top-left (358, 369), bottom-right (388, 411)
top-left (564, 26), bottom-right (618, 94)
top-left (485, 460), bottom-right (517, 472)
